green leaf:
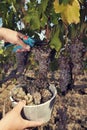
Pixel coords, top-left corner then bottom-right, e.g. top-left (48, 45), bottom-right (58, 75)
top-left (50, 29), bottom-right (62, 52)
top-left (40, 13), bottom-right (47, 27)
top-left (39, 0), bottom-right (49, 13)
top-left (24, 11), bottom-right (40, 30)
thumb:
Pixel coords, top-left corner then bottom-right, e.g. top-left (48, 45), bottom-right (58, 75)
top-left (13, 100), bottom-right (26, 113)
top-left (17, 38), bottom-right (30, 51)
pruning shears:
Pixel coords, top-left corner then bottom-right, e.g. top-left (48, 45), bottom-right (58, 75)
top-left (5, 36), bottom-right (47, 52)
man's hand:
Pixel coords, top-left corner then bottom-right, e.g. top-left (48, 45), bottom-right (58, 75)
top-left (0, 28), bottom-right (30, 51)
top-left (0, 101), bottom-right (43, 130)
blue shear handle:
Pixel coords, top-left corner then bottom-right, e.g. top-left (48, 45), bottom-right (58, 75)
top-left (13, 46), bottom-right (22, 52)
top-left (13, 37), bottom-right (36, 52)
top-left (23, 37), bottom-right (36, 47)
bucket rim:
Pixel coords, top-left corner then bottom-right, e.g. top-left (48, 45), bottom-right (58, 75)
top-left (10, 84), bottom-right (57, 107)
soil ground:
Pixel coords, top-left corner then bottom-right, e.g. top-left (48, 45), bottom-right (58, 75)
top-left (0, 70), bottom-right (87, 130)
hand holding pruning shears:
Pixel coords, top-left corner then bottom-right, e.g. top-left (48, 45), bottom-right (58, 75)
top-left (0, 28), bottom-right (30, 51)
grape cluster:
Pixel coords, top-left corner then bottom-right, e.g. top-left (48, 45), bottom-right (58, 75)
top-left (32, 46), bottom-right (51, 75)
top-left (32, 45), bottom-right (51, 89)
top-left (58, 38), bottom-right (85, 94)
top-left (70, 39), bottom-right (84, 76)
top-left (58, 52), bottom-right (72, 94)
top-left (34, 78), bottom-right (49, 89)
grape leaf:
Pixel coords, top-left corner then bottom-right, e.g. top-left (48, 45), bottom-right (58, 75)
top-left (39, 0), bottom-right (49, 12)
top-left (40, 13), bottom-right (47, 27)
top-left (53, 0), bottom-right (65, 13)
top-left (50, 29), bottom-right (62, 52)
top-left (61, 0), bottom-right (80, 24)
top-left (23, 11), bottom-right (40, 30)
top-left (54, 0), bottom-right (80, 24)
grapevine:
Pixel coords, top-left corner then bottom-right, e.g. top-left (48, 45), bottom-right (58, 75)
top-left (16, 51), bottom-right (29, 74)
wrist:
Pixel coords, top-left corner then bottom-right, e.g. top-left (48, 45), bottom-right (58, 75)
top-left (0, 28), bottom-right (4, 40)
top-left (0, 118), bottom-right (10, 130)
top-left (0, 27), bottom-right (7, 40)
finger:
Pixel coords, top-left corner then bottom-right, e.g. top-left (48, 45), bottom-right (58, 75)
top-left (13, 100), bottom-right (26, 113)
top-left (16, 48), bottom-right (29, 52)
top-left (17, 32), bottom-right (25, 39)
top-left (25, 45), bottom-right (31, 51)
top-left (17, 38), bottom-right (30, 51)
top-left (23, 120), bottom-right (44, 128)
top-left (16, 38), bottom-right (27, 48)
